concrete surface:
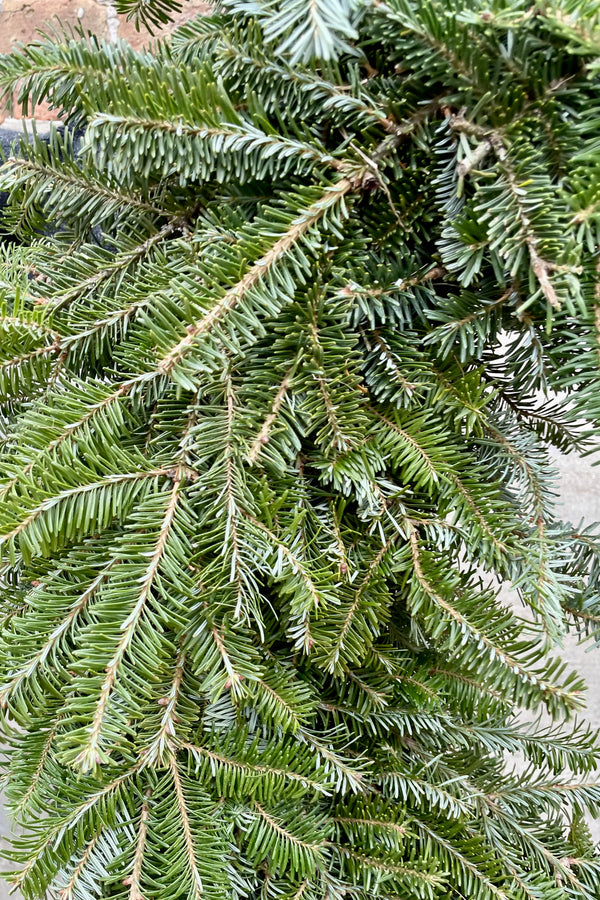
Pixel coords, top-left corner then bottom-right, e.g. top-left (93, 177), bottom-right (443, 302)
top-left (0, 452), bottom-right (598, 895)
top-left (541, 451), bottom-right (600, 843)
top-left (552, 451), bottom-right (600, 732)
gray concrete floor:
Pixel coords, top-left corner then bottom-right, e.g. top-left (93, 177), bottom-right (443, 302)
top-left (0, 452), bottom-right (599, 897)
top-left (541, 451), bottom-right (600, 843)
top-left (551, 451), bottom-right (600, 731)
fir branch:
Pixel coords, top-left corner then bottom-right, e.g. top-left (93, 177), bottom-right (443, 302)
top-left (412, 818), bottom-right (510, 900)
top-left (169, 756), bottom-right (204, 900)
top-left (157, 177), bottom-right (358, 376)
top-left (247, 356), bottom-right (301, 464)
top-left (291, 880), bottom-right (309, 900)
top-left (223, 375), bottom-right (245, 620)
top-left (12, 766), bottom-right (140, 890)
top-left (334, 846), bottom-right (444, 886)
top-left (92, 114), bottom-right (345, 172)
top-left (322, 534), bottom-right (398, 673)
top-left (143, 651), bottom-right (186, 765)
top-left (449, 115), bottom-right (568, 309)
top-left (0, 342), bottom-right (59, 378)
top-left (0, 469), bottom-right (169, 553)
top-left (446, 471), bottom-right (511, 556)
top-left (184, 742), bottom-right (330, 794)
top-left (297, 730), bottom-right (367, 793)
top-left (370, 408), bottom-right (442, 484)
top-left (0, 562), bottom-right (114, 708)
top-left (406, 522), bottom-right (581, 710)
top-left (73, 470), bottom-right (184, 772)
top-left (12, 719), bottom-right (59, 819)
top-left (58, 832), bottom-right (102, 900)
top-left (0, 373), bottom-right (153, 502)
top-left (332, 814), bottom-right (407, 836)
top-left (126, 799), bottom-right (150, 900)
top-left (243, 512), bottom-right (323, 612)
top-left (251, 800), bottom-right (327, 858)
top-left (4, 154), bottom-right (168, 218)
top-left (47, 221), bottom-right (181, 313)
top-left (483, 811), bottom-right (590, 894)
top-left (0, 315), bottom-right (60, 342)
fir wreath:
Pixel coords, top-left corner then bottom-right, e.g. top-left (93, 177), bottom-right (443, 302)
top-left (2, 0), bottom-right (600, 897)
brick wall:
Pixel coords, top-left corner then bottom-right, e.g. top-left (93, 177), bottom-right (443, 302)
top-left (1, 0), bottom-right (111, 48)
top-left (0, 0), bottom-right (208, 50)
top-left (0, 0), bottom-right (208, 118)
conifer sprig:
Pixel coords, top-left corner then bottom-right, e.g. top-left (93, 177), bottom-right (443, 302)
top-left (1, 2), bottom-right (600, 898)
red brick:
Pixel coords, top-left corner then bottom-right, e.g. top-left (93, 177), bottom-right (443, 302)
top-left (0, 0), bottom-right (210, 120)
top-left (115, 1), bottom-right (210, 49)
top-left (0, 1), bottom-right (108, 53)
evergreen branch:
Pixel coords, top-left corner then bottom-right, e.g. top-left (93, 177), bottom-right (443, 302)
top-left (370, 100), bottom-right (445, 166)
top-left (143, 651), bottom-right (186, 765)
top-left (370, 408), bottom-right (443, 484)
top-left (243, 512), bottom-right (323, 612)
top-left (323, 535), bottom-right (398, 672)
top-left (73, 470), bottom-right (184, 772)
top-left (115, 0), bottom-right (181, 31)
top-left (330, 503), bottom-right (351, 576)
top-left (47, 221), bottom-right (180, 313)
top-left (251, 800), bottom-right (327, 857)
top-left (0, 343), bottom-right (59, 377)
top-left (332, 814), bottom-right (407, 836)
top-left (125, 799), bottom-right (150, 900)
top-left (375, 2), bottom-right (472, 80)
top-left (0, 469), bottom-right (167, 551)
top-left (446, 471), bottom-right (511, 555)
top-left (92, 115), bottom-right (344, 172)
top-left (406, 522), bottom-right (581, 709)
top-left (253, 676), bottom-right (307, 729)
top-left (345, 669), bottom-right (389, 708)
top-left (157, 176), bottom-right (358, 375)
top-left (428, 667), bottom-right (504, 701)
top-left (483, 812), bottom-right (590, 894)
top-left (308, 309), bottom-right (350, 453)
top-left (2, 6), bottom-right (600, 893)
top-left (13, 720), bottom-right (59, 818)
top-left (0, 469), bottom-right (168, 551)
top-left (223, 376), bottom-right (245, 620)
top-left (377, 767), bottom-right (474, 818)
top-left (207, 621), bottom-right (247, 698)
top-left (334, 846), bottom-right (444, 885)
top-left (169, 756), bottom-right (203, 900)
top-left (184, 742), bottom-right (330, 794)
top-left (563, 606), bottom-right (600, 625)
top-left (58, 832), bottom-right (102, 900)
top-left (247, 357), bottom-right (301, 464)
top-left (230, 0), bottom-right (360, 63)
top-left (297, 730), bottom-right (367, 793)
top-left (291, 881), bottom-right (309, 900)
top-left (413, 818), bottom-right (510, 900)
top-left (367, 330), bottom-right (419, 396)
top-left (12, 766), bottom-right (140, 889)
top-left (347, 265), bottom-right (445, 301)
top-left (4, 155), bottom-right (168, 218)
top-left (212, 36), bottom-right (390, 126)
top-left (0, 562), bottom-right (114, 707)
top-left (0, 373), bottom-right (153, 502)
top-left (450, 115), bottom-right (567, 309)
top-left (483, 421), bottom-right (548, 519)
top-left (490, 779), bottom-right (600, 801)
top-left (0, 315), bottom-right (60, 342)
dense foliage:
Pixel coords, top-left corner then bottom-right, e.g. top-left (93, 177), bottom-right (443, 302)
top-left (2, 0), bottom-right (600, 897)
